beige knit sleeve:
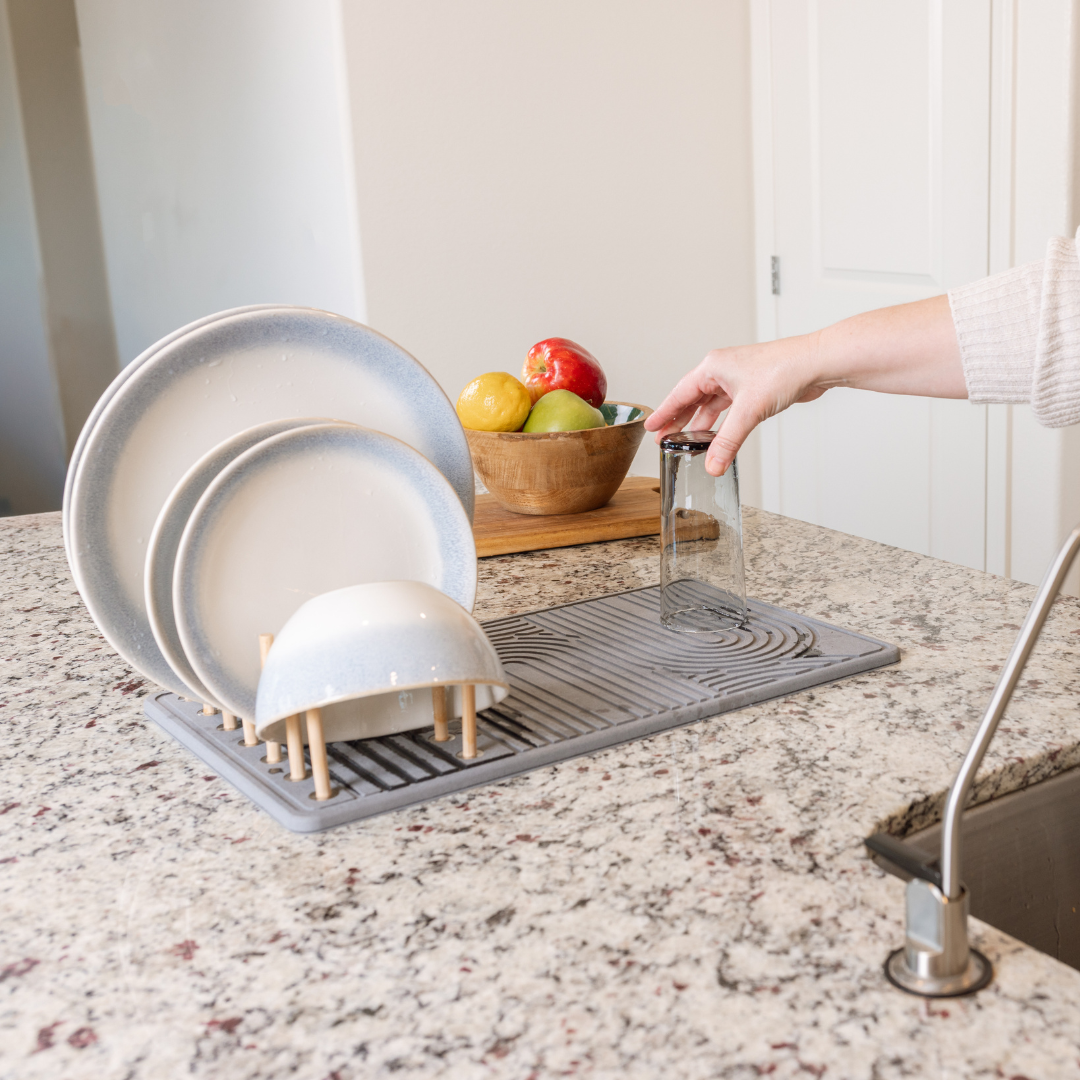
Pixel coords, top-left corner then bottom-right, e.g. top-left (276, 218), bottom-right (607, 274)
top-left (948, 229), bottom-right (1080, 427)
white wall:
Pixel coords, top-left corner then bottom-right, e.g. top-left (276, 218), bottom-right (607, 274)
top-left (341, 0), bottom-right (757, 480)
top-left (0, 0), bottom-right (67, 514)
top-left (74, 0), bottom-right (366, 365)
top-left (69, 1), bottom-right (756, 486)
top-left (7, 0), bottom-right (119, 462)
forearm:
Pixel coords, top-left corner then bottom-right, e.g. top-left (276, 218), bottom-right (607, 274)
top-left (808, 293), bottom-right (966, 399)
top-left (645, 292), bottom-right (967, 476)
top-left (647, 232), bottom-right (1080, 476)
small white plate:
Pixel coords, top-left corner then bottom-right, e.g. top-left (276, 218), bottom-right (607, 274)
top-left (62, 305), bottom-right (285, 571)
top-left (67, 307), bottom-right (473, 694)
top-left (144, 417), bottom-right (336, 704)
top-left (174, 424), bottom-right (477, 721)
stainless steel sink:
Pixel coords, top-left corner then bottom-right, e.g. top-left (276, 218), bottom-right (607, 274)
top-left (870, 766), bottom-right (1080, 971)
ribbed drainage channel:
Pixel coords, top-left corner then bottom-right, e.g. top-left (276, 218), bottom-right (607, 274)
top-left (145, 585), bottom-right (898, 832)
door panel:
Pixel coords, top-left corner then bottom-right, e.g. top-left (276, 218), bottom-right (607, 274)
top-left (930, 397), bottom-right (988, 569)
top-left (765, 0), bottom-right (992, 567)
top-left (777, 389), bottom-right (933, 554)
top-left (816, 0), bottom-right (934, 280)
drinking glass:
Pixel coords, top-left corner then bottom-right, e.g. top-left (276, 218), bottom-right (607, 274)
top-left (659, 431), bottom-right (747, 632)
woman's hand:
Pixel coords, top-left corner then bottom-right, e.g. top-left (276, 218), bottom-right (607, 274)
top-left (644, 333), bottom-right (834, 476)
top-left (644, 294), bottom-right (966, 476)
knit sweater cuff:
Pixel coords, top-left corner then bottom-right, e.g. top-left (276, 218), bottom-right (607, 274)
top-left (949, 261), bottom-right (1042, 405)
top-left (1030, 235), bottom-right (1080, 427)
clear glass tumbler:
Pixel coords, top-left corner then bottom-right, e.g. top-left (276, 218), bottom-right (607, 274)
top-left (659, 431), bottom-right (747, 632)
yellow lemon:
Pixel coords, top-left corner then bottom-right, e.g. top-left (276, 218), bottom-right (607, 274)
top-left (456, 372), bottom-right (532, 431)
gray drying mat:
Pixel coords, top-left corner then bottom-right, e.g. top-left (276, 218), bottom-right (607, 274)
top-left (145, 585), bottom-right (899, 832)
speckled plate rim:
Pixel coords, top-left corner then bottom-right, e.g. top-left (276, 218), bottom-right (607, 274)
top-left (174, 423), bottom-right (478, 720)
top-left (68, 307), bottom-right (474, 698)
top-left (144, 417), bottom-right (341, 705)
top-left (62, 304), bottom-right (287, 570)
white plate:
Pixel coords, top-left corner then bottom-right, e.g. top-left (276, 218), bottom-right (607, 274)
top-left (174, 424), bottom-right (477, 721)
top-left (67, 307), bottom-right (473, 694)
top-left (62, 305), bottom-right (286, 570)
top-left (144, 417), bottom-right (336, 704)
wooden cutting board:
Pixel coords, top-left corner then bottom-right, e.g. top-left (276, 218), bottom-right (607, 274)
top-left (473, 475), bottom-right (661, 557)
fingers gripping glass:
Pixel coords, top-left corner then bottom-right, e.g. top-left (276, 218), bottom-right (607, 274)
top-left (659, 431), bottom-right (747, 633)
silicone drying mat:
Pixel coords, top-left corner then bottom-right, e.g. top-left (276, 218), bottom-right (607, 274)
top-left (145, 585), bottom-right (899, 832)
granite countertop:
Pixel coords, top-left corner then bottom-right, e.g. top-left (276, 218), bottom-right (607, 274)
top-left (3, 507), bottom-right (1080, 1079)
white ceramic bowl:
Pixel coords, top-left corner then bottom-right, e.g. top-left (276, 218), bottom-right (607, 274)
top-left (254, 581), bottom-right (509, 743)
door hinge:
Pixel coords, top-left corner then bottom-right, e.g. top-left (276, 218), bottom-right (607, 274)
top-left (770, 255), bottom-right (780, 296)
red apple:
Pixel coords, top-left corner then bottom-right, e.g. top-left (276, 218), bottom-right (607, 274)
top-left (521, 337), bottom-right (607, 408)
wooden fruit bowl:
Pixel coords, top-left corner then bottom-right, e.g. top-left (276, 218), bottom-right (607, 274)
top-left (465, 401), bottom-right (653, 516)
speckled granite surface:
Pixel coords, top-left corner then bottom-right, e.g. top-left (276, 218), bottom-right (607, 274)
top-left (2, 508), bottom-right (1080, 1080)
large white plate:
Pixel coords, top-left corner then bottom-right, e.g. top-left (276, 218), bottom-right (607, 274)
top-left (62, 305), bottom-right (285, 569)
top-left (67, 307), bottom-right (473, 694)
top-left (174, 423), bottom-right (477, 721)
top-left (144, 417), bottom-right (336, 704)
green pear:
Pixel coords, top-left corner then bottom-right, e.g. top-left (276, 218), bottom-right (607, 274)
top-left (523, 389), bottom-right (606, 433)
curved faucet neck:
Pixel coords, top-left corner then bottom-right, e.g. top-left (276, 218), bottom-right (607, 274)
top-left (941, 525), bottom-right (1080, 899)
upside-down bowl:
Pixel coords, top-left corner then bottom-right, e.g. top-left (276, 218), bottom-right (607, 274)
top-left (255, 581), bottom-right (509, 744)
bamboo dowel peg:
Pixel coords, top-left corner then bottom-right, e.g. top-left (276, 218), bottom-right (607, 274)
top-left (201, 703), bottom-right (217, 715)
top-left (258, 633), bottom-right (274, 665)
top-left (242, 717), bottom-right (259, 746)
top-left (461, 684), bottom-right (478, 760)
top-left (432, 685), bottom-right (449, 742)
top-left (258, 632), bottom-right (282, 764)
top-left (222, 711), bottom-right (238, 731)
top-left (285, 715), bottom-right (305, 781)
top-left (306, 707), bottom-right (332, 800)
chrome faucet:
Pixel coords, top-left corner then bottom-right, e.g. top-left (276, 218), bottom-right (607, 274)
top-left (868, 525), bottom-right (1080, 997)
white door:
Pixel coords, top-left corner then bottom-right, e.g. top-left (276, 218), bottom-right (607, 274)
top-left (753, 0), bottom-right (993, 570)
